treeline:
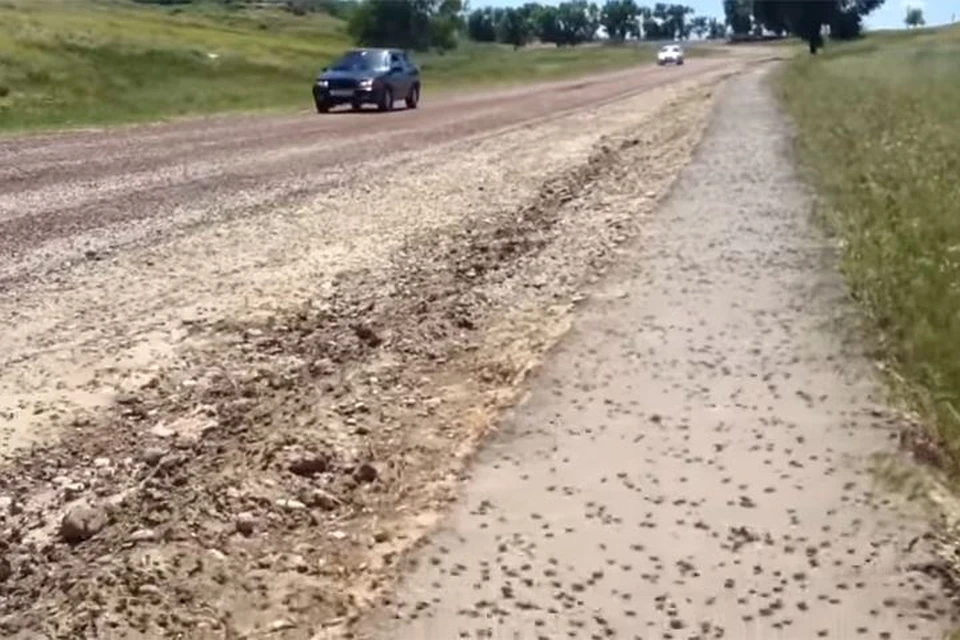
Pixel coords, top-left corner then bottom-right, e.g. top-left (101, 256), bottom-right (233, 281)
top-left (467, 1), bottom-right (725, 48)
top-left (132, 0), bottom-right (725, 52)
top-left (723, 0), bottom-right (885, 53)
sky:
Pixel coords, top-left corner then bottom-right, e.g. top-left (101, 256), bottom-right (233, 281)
top-left (480, 0), bottom-right (958, 29)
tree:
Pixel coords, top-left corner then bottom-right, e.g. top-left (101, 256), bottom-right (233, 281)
top-left (752, 0), bottom-right (884, 53)
top-left (665, 4), bottom-right (694, 39)
top-left (707, 16), bottom-right (726, 39)
top-left (533, 4), bottom-right (564, 44)
top-left (905, 6), bottom-right (925, 27)
top-left (751, 0), bottom-right (788, 35)
top-left (637, 5), bottom-right (658, 39)
top-left (601, 0), bottom-right (640, 41)
top-left (689, 15), bottom-right (709, 39)
top-left (497, 7), bottom-right (532, 48)
top-left (554, 0), bottom-right (598, 45)
top-left (348, 0), bottom-right (463, 51)
top-left (723, 0), bottom-right (752, 36)
top-left (467, 7), bottom-right (499, 42)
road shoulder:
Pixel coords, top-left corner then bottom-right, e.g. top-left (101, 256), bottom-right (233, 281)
top-left (359, 64), bottom-right (954, 640)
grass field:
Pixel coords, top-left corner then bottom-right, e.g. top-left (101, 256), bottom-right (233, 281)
top-left (0, 0), bottom-right (667, 131)
top-left (779, 25), bottom-right (960, 468)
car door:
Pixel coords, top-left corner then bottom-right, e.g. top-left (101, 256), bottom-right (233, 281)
top-left (403, 52), bottom-right (420, 91)
top-left (388, 51), bottom-right (410, 98)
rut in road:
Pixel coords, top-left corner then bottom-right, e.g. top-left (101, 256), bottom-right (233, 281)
top-left (361, 66), bottom-right (958, 639)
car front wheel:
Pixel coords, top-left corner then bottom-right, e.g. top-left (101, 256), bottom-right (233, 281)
top-left (316, 101), bottom-right (330, 113)
top-left (405, 85), bottom-right (420, 110)
top-left (378, 87), bottom-right (393, 112)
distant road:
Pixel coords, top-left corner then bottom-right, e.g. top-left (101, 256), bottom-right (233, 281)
top-left (0, 56), bottom-right (745, 288)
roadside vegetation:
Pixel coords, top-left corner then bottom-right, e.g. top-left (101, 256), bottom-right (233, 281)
top-left (0, 0), bottom-right (349, 129)
top-left (779, 26), bottom-right (960, 468)
top-left (724, 0), bottom-right (883, 52)
top-left (0, 0), bottom-right (709, 131)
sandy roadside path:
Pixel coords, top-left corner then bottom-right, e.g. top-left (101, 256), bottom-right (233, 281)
top-left (359, 66), bottom-right (956, 639)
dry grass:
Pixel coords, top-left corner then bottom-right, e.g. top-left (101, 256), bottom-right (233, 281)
top-left (779, 26), bottom-right (960, 467)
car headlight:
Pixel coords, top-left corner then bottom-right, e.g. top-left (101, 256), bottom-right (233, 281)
top-left (316, 79), bottom-right (328, 87)
top-left (359, 78), bottom-right (374, 90)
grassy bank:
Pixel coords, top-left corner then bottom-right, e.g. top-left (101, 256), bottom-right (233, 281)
top-left (0, 0), bottom-right (665, 131)
top-left (779, 26), bottom-right (960, 465)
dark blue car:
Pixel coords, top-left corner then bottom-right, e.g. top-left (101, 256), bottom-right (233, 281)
top-left (312, 48), bottom-right (421, 113)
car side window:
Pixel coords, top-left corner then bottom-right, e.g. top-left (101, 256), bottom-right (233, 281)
top-left (390, 53), bottom-right (401, 68)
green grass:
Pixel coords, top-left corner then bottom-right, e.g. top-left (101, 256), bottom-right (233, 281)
top-left (0, 0), bottom-right (350, 129)
top-left (779, 25), bottom-right (960, 467)
top-left (0, 0), bottom-right (673, 131)
top-left (419, 42), bottom-right (668, 90)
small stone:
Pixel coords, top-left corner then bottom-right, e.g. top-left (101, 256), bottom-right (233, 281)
top-left (129, 529), bottom-right (158, 543)
top-left (373, 530), bottom-right (390, 544)
top-left (298, 487), bottom-right (341, 511)
top-left (60, 503), bottom-right (108, 544)
top-left (141, 447), bottom-right (167, 466)
top-left (354, 463), bottom-right (378, 484)
top-left (159, 453), bottom-right (187, 471)
top-left (63, 481), bottom-right (86, 501)
top-left (275, 499), bottom-right (307, 512)
top-left (288, 454), bottom-right (329, 478)
top-left (235, 512), bottom-right (257, 536)
top-left (268, 619), bottom-right (295, 632)
top-left (150, 424), bottom-right (176, 439)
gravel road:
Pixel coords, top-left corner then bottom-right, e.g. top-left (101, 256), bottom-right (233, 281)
top-left (3, 48), bottom-right (948, 640)
top-left (0, 56), bottom-right (750, 454)
top-left (360, 67), bottom-right (957, 639)
top-left (0, 57), bottom-right (739, 287)
top-left (0, 53), bottom-right (771, 639)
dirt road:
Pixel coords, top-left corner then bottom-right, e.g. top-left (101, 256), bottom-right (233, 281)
top-left (361, 67), bottom-right (957, 639)
top-left (1, 56), bottom-right (741, 288)
top-left (0, 55), bottom-right (756, 454)
top-left (0, 52), bottom-right (774, 639)
top-left (11, 48), bottom-right (949, 640)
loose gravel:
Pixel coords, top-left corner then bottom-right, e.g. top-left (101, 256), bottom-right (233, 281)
top-left (0, 57), bottom-right (755, 638)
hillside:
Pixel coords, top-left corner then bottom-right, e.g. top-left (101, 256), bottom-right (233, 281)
top-left (0, 0), bottom-right (350, 129)
top-left (0, 0), bottom-right (664, 131)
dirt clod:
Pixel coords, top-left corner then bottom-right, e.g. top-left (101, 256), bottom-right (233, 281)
top-left (60, 503), bottom-right (108, 544)
top-left (288, 453), bottom-right (330, 477)
top-left (235, 512), bottom-right (257, 536)
top-left (354, 463), bottom-right (379, 484)
top-left (299, 487), bottom-right (342, 511)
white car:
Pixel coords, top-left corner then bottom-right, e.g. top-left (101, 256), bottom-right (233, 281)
top-left (657, 44), bottom-right (685, 66)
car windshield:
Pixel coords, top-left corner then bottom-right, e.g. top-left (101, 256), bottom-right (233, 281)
top-left (329, 50), bottom-right (387, 72)
top-left (661, 46), bottom-right (679, 53)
